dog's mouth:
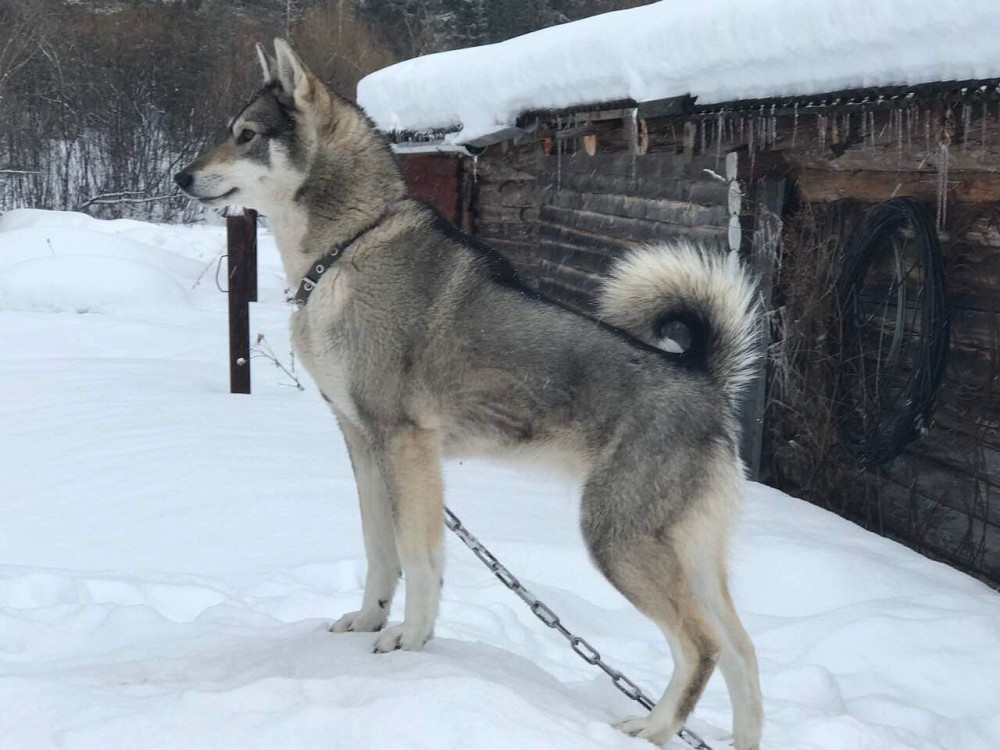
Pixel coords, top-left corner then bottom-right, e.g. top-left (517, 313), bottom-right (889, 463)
top-left (197, 187), bottom-right (239, 204)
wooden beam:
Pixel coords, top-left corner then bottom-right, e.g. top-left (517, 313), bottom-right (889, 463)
top-left (795, 168), bottom-right (1000, 204)
top-left (543, 188), bottom-right (728, 228)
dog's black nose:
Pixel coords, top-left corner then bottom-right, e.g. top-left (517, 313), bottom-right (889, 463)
top-left (174, 172), bottom-right (193, 190)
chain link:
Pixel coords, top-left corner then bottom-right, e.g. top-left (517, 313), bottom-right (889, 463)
top-left (444, 507), bottom-right (715, 750)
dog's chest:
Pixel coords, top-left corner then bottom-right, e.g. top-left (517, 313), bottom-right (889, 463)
top-left (290, 296), bottom-right (359, 423)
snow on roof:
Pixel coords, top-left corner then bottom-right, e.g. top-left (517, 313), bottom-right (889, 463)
top-left (357, 0), bottom-right (1000, 146)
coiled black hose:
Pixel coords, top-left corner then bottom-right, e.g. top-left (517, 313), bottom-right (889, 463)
top-left (834, 197), bottom-right (950, 466)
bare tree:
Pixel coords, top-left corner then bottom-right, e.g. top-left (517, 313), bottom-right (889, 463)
top-left (0, 0), bottom-right (645, 221)
top-left (0, 0), bottom-right (51, 96)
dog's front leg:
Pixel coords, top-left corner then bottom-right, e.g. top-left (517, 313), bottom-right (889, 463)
top-left (331, 417), bottom-right (400, 634)
top-left (372, 425), bottom-right (444, 653)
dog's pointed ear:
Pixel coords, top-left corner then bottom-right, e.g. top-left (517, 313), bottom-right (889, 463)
top-left (255, 42), bottom-right (276, 83)
top-left (273, 38), bottom-right (325, 107)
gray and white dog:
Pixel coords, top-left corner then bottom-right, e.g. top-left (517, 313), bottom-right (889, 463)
top-left (176, 39), bottom-right (763, 749)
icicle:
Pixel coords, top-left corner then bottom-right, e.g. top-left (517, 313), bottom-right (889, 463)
top-left (962, 103), bottom-right (971, 152)
top-left (817, 113), bottom-right (826, 154)
top-left (630, 107), bottom-right (638, 183)
top-left (556, 116), bottom-right (562, 193)
top-left (936, 135), bottom-right (950, 230)
top-left (896, 108), bottom-right (903, 164)
top-left (792, 103), bottom-right (799, 148)
top-left (472, 152), bottom-right (479, 183)
top-left (906, 106), bottom-right (913, 151)
top-left (924, 109), bottom-right (931, 153)
top-left (982, 100), bottom-right (988, 155)
top-left (699, 118), bottom-right (706, 155)
top-left (715, 111), bottom-right (724, 164)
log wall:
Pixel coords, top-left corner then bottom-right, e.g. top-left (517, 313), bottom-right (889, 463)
top-left (533, 152), bottom-right (730, 312)
top-left (396, 88), bottom-right (1000, 583)
top-left (471, 146), bottom-right (732, 311)
top-left (470, 140), bottom-right (541, 285)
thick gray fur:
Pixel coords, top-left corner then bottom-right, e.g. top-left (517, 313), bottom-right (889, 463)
top-left (176, 38), bottom-right (763, 749)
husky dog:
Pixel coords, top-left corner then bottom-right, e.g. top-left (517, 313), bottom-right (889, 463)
top-left (175, 39), bottom-right (763, 749)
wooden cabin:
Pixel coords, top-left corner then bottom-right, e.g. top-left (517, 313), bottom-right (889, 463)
top-left (360, 19), bottom-right (1000, 584)
top-left (388, 87), bottom-right (1000, 584)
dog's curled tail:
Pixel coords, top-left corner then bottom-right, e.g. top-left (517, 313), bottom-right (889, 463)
top-left (597, 240), bottom-right (761, 406)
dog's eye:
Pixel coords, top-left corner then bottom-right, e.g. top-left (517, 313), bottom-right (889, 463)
top-left (236, 128), bottom-right (256, 145)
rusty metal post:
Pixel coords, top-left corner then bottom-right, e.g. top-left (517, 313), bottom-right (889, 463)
top-left (226, 209), bottom-right (258, 394)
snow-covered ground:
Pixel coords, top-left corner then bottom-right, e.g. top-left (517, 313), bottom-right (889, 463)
top-left (1, 209), bottom-right (999, 749)
top-left (358, 0), bottom-right (1000, 145)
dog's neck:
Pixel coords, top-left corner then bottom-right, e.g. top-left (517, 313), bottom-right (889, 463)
top-left (267, 119), bottom-right (407, 287)
top-left (267, 205), bottom-right (315, 285)
top-left (268, 198), bottom-right (396, 287)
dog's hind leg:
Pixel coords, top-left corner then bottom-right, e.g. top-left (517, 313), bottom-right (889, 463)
top-left (581, 472), bottom-right (722, 747)
top-left (677, 465), bottom-right (762, 750)
top-left (605, 548), bottom-right (722, 747)
top-left (693, 560), bottom-right (762, 750)
top-left (331, 416), bottom-right (400, 634)
top-left (583, 455), bottom-right (761, 750)
top-left (372, 425), bottom-right (444, 653)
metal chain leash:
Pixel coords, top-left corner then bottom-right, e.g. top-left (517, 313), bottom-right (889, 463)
top-left (444, 506), bottom-right (714, 750)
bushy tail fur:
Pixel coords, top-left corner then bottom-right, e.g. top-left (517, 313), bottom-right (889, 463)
top-left (597, 240), bottom-right (761, 407)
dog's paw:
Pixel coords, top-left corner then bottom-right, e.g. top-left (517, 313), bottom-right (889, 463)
top-left (614, 715), bottom-right (675, 746)
top-left (330, 608), bottom-right (387, 633)
top-left (730, 732), bottom-right (760, 750)
top-left (371, 623), bottom-right (431, 653)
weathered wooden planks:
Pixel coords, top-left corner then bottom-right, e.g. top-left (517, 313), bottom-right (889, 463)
top-left (795, 168), bottom-right (1000, 205)
top-left (399, 154), bottom-right (462, 221)
top-left (394, 89), bottom-right (1000, 582)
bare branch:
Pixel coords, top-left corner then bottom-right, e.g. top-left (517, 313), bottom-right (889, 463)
top-left (77, 192), bottom-right (178, 210)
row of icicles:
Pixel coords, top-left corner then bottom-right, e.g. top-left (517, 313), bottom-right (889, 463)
top-left (545, 98), bottom-right (998, 230)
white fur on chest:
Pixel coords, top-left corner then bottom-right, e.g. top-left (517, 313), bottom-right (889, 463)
top-left (290, 269), bottom-right (358, 422)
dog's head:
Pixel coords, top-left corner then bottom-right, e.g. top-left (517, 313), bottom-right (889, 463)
top-left (174, 39), bottom-right (337, 211)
